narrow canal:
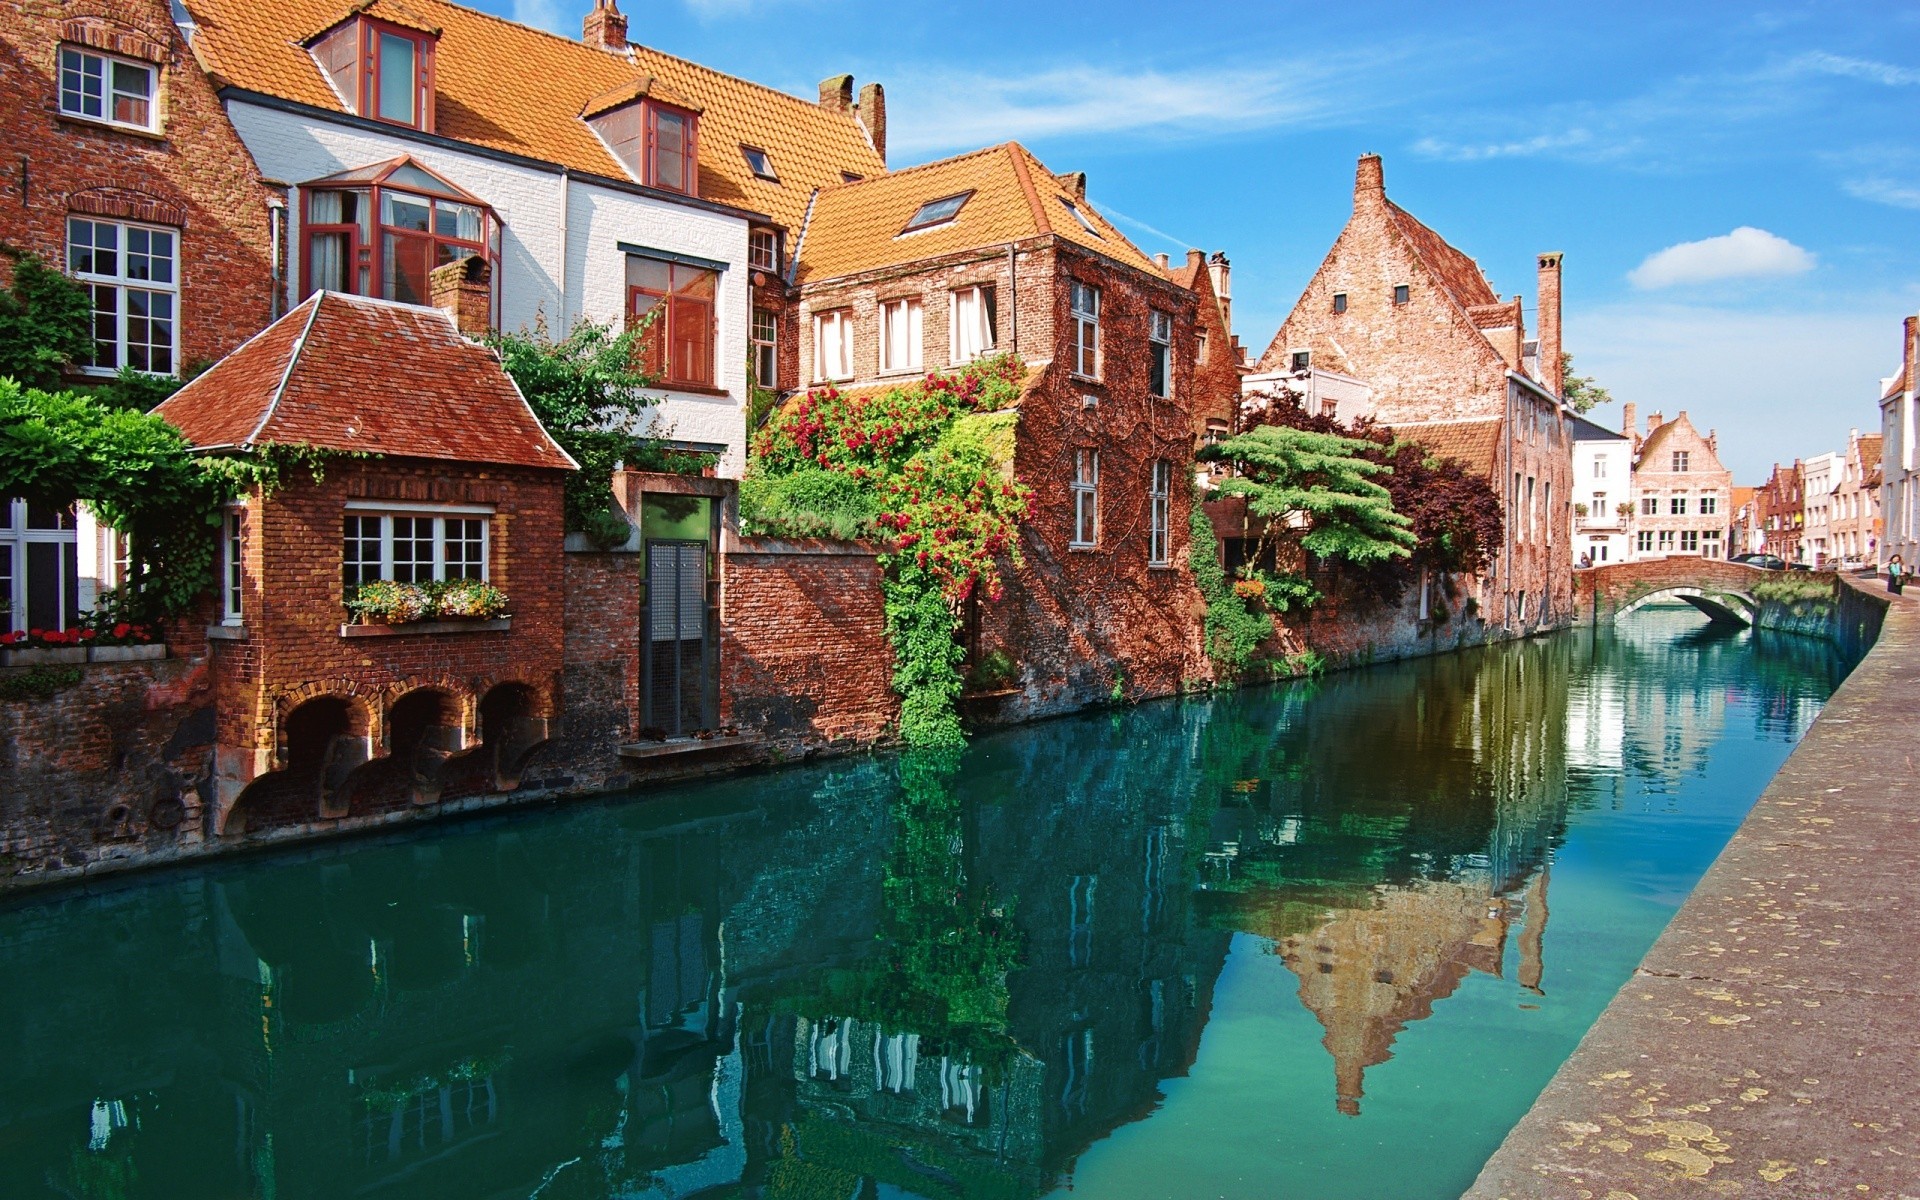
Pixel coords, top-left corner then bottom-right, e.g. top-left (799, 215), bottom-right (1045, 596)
top-left (0, 607), bottom-right (1852, 1200)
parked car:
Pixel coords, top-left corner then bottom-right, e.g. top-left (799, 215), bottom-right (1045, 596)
top-left (1731, 553), bottom-right (1786, 570)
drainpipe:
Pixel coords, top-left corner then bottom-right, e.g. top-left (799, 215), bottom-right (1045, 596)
top-left (267, 196), bottom-right (285, 321)
top-left (1006, 242), bottom-right (1018, 355)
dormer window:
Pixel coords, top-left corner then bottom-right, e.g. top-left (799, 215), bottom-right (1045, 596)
top-left (58, 47), bottom-right (157, 131)
top-left (902, 192), bottom-right (970, 234)
top-left (298, 157), bottom-right (498, 313)
top-left (311, 17), bottom-right (437, 131)
top-left (741, 146), bottom-right (777, 182)
top-left (1059, 197), bottom-right (1103, 239)
top-left (585, 98), bottom-right (699, 196)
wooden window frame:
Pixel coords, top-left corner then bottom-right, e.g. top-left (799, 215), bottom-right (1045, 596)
top-left (644, 103), bottom-right (699, 196)
top-left (627, 258), bottom-right (718, 391)
top-left (57, 46), bottom-right (158, 132)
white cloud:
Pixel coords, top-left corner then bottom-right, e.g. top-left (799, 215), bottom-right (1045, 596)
top-left (1410, 130), bottom-right (1596, 162)
top-left (1628, 227), bottom-right (1815, 289)
top-left (1572, 302), bottom-right (1900, 479)
top-left (510, 0), bottom-right (565, 34)
top-left (1791, 51), bottom-right (1920, 87)
top-left (1844, 177), bottom-right (1920, 209)
top-left (1096, 201), bottom-right (1189, 251)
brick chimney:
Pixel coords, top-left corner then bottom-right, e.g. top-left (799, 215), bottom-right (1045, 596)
top-left (1648, 410), bottom-right (1664, 431)
top-left (582, 0), bottom-right (626, 51)
top-left (1055, 171), bottom-right (1086, 200)
top-left (1536, 252), bottom-right (1564, 396)
top-left (1355, 153), bottom-right (1385, 210)
top-left (1621, 401), bottom-right (1636, 438)
top-left (856, 81), bottom-right (885, 164)
top-left (1906, 314), bottom-right (1919, 396)
top-left (818, 74), bottom-right (853, 115)
top-left (1153, 252), bottom-right (1170, 271)
top-left (1209, 251), bottom-right (1232, 332)
top-left (430, 254), bottom-right (492, 336)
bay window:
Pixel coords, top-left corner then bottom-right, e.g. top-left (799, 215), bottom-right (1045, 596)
top-left (814, 309), bottom-right (853, 382)
top-left (342, 506), bottom-right (489, 594)
top-left (1069, 281), bottom-right (1100, 379)
top-left (880, 298), bottom-right (923, 373)
top-left (627, 257), bottom-right (717, 390)
top-left (311, 17), bottom-right (436, 131)
top-left (1148, 310), bottom-right (1172, 397)
top-left (950, 285), bottom-right (996, 363)
top-left (68, 217), bottom-right (176, 374)
top-left (1070, 451), bottom-right (1099, 548)
top-left (300, 159), bottom-right (498, 311)
top-left (58, 47), bottom-right (157, 131)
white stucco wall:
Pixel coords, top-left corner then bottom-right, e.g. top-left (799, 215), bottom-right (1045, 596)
top-left (1571, 436), bottom-right (1629, 563)
top-left (226, 101), bottom-right (752, 474)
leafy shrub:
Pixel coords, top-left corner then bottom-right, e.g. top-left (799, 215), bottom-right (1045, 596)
top-left (738, 467), bottom-right (879, 540)
top-left (1187, 488), bottom-right (1272, 677)
top-left (964, 648), bottom-right (1019, 693)
top-left (0, 666), bottom-right (83, 702)
top-left (581, 506), bottom-right (634, 550)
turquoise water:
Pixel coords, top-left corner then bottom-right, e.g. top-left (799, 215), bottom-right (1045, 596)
top-left (0, 608), bottom-right (1848, 1199)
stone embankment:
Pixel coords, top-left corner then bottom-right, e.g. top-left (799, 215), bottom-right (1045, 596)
top-left (1466, 574), bottom-right (1915, 1199)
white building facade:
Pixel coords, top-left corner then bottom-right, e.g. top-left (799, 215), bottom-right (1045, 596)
top-left (1880, 316), bottom-right (1918, 567)
top-left (1799, 451), bottom-right (1841, 567)
top-left (1568, 415), bottom-right (1631, 564)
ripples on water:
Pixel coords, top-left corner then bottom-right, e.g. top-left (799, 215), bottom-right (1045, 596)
top-left (0, 607), bottom-right (1849, 1200)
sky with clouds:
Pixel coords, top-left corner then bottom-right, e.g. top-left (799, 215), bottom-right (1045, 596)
top-left (486, 0), bottom-right (1919, 479)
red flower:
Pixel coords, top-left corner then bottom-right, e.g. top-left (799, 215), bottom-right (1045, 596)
top-left (113, 623), bottom-right (131, 638)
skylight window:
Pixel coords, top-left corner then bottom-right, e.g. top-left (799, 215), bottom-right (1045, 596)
top-left (1058, 197), bottom-right (1103, 239)
top-left (901, 192), bottom-right (971, 234)
top-left (742, 146), bottom-right (777, 182)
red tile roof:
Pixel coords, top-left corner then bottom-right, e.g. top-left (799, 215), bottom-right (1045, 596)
top-left (156, 293), bottom-right (575, 471)
top-left (1387, 202), bottom-right (1500, 310)
top-left (1390, 417), bottom-right (1505, 479)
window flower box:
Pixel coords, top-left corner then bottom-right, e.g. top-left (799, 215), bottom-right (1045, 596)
top-left (88, 644), bottom-right (166, 663)
top-left (2, 646), bottom-right (87, 666)
top-left (347, 579), bottom-right (509, 625)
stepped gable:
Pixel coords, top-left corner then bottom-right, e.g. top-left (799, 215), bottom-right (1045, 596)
top-left (156, 292), bottom-right (575, 470)
top-left (793, 142), bottom-right (1159, 283)
top-left (177, 0), bottom-right (883, 229)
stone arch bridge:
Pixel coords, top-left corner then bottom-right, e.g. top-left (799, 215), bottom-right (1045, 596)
top-left (1576, 558), bottom-right (1774, 626)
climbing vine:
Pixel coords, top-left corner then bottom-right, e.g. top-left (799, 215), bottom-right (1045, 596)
top-left (1187, 485), bottom-right (1273, 677)
top-left (745, 356), bottom-right (1031, 747)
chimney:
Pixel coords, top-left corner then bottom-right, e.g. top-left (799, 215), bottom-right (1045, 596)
top-left (1055, 171), bottom-right (1086, 201)
top-left (582, 0), bottom-right (626, 51)
top-left (818, 74), bottom-right (853, 115)
top-left (1355, 153), bottom-right (1385, 209)
top-left (1153, 252), bottom-right (1170, 271)
top-left (1708, 429), bottom-right (1719, 455)
top-left (430, 254), bottom-right (492, 337)
top-left (1906, 315), bottom-right (1919, 397)
top-left (1209, 251), bottom-right (1232, 332)
top-left (1648, 411), bottom-right (1664, 431)
top-left (1621, 401), bottom-right (1636, 438)
top-left (856, 81), bottom-right (886, 164)
top-left (1536, 252), bottom-right (1564, 396)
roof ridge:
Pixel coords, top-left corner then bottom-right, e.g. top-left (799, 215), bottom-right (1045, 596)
top-left (245, 291), bottom-right (327, 447)
top-left (1005, 142), bottom-right (1051, 236)
top-left (823, 142), bottom-right (1011, 191)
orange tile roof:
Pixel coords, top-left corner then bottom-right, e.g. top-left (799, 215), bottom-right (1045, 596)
top-left (794, 143), bottom-right (1160, 283)
top-left (1387, 202), bottom-right (1500, 310)
top-left (179, 0), bottom-right (884, 231)
top-left (1390, 417), bottom-right (1505, 479)
top-left (157, 292), bottom-right (575, 470)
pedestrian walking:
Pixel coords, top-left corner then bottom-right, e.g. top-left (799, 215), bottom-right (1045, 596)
top-left (1888, 554), bottom-right (1905, 595)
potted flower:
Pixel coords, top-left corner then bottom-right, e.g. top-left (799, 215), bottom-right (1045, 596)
top-left (1574, 502), bottom-right (1590, 518)
top-left (433, 579), bottom-right (509, 620)
top-left (86, 619), bottom-right (165, 663)
top-left (347, 580), bottom-right (432, 625)
top-left (0, 627), bottom-right (91, 666)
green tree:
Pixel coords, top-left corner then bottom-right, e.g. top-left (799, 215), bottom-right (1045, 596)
top-left (486, 317), bottom-right (658, 535)
top-left (0, 250), bottom-right (93, 389)
top-left (1201, 424), bottom-right (1415, 568)
top-left (1561, 352), bottom-right (1611, 414)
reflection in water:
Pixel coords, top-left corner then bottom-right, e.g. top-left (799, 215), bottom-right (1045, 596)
top-left (0, 607), bottom-right (1847, 1199)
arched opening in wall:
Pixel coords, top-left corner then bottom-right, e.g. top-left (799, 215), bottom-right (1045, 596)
top-left (227, 695), bottom-right (371, 834)
top-left (479, 683), bottom-right (551, 791)
top-left (354, 687), bottom-right (467, 810)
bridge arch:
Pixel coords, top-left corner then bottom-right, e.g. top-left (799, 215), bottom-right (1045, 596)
top-left (1615, 585), bottom-right (1758, 626)
top-left (1577, 558), bottom-right (1784, 627)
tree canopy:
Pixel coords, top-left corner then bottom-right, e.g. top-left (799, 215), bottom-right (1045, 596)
top-left (1201, 423), bottom-right (1416, 566)
top-left (1561, 352), bottom-right (1611, 414)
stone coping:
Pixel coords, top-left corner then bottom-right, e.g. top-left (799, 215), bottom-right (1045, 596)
top-left (721, 531), bottom-right (880, 558)
top-left (339, 617), bottom-right (511, 638)
top-left (1465, 574), bottom-right (1912, 1199)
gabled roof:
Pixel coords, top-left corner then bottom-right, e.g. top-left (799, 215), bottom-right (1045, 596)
top-left (1390, 416), bottom-right (1505, 479)
top-left (178, 0), bottom-right (884, 231)
top-left (1386, 202), bottom-right (1500, 310)
top-left (793, 143), bottom-right (1159, 283)
top-left (1636, 412), bottom-right (1720, 469)
top-left (156, 292), bottom-right (575, 471)
top-left (1882, 372), bottom-right (1907, 402)
top-left (1567, 413), bottom-right (1629, 442)
top-left (1857, 434), bottom-right (1884, 468)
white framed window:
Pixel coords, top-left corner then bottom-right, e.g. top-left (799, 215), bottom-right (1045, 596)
top-left (1, 498), bottom-right (80, 633)
top-left (1148, 460), bottom-right (1172, 566)
top-left (222, 507), bottom-right (244, 624)
top-left (341, 507), bottom-right (490, 594)
top-left (1672, 451), bottom-right (1690, 472)
top-left (1670, 495), bottom-right (1688, 515)
top-left (751, 307), bottom-right (778, 389)
top-left (1069, 281), bottom-right (1100, 379)
top-left (1658, 530), bottom-right (1674, 551)
top-left (1196, 330), bottom-right (1210, 365)
top-left (1070, 450), bottom-right (1099, 548)
top-left (1700, 493), bottom-right (1718, 515)
top-left (880, 297), bottom-right (923, 373)
top-left (68, 217), bottom-right (178, 374)
top-left (1681, 530), bottom-right (1700, 553)
top-left (1594, 456), bottom-right (1608, 479)
top-left (748, 227), bottom-right (779, 272)
top-left (812, 309), bottom-right (853, 382)
top-left (1637, 530), bottom-right (1654, 553)
top-left (1149, 310), bottom-right (1173, 398)
top-left (950, 285), bottom-right (996, 363)
top-left (1641, 495), bottom-right (1658, 516)
top-left (1703, 530), bottom-right (1722, 557)
top-left (741, 147), bottom-right (777, 182)
top-left (58, 47), bottom-right (157, 131)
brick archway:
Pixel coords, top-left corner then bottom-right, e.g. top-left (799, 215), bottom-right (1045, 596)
top-left (1577, 559), bottom-right (1777, 626)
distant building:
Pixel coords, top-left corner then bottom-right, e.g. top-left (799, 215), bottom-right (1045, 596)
top-left (1879, 316), bottom-right (1918, 567)
top-left (1800, 451), bottom-right (1841, 567)
top-left (1756, 461), bottom-right (1805, 562)
top-left (1569, 415), bottom-right (1632, 564)
top-left (1831, 429), bottom-right (1883, 566)
top-left (1729, 486), bottom-right (1765, 556)
top-left (1253, 154), bottom-right (1574, 631)
top-left (1624, 407), bottom-right (1733, 560)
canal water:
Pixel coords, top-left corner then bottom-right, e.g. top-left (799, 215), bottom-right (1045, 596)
top-left (0, 608), bottom-right (1851, 1200)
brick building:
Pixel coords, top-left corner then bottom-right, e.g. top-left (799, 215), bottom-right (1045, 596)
top-left (1879, 316), bottom-right (1919, 567)
top-left (1729, 486), bottom-right (1764, 557)
top-left (1167, 249), bottom-right (1245, 448)
top-left (1255, 154), bottom-right (1574, 631)
top-left (1831, 428), bottom-right (1883, 566)
top-left (154, 286), bottom-right (575, 836)
top-left (787, 143), bottom-right (1214, 709)
top-left (1622, 407), bottom-right (1733, 561)
top-left (1756, 460), bottom-right (1804, 562)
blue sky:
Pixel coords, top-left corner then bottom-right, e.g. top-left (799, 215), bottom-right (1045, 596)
top-left (491, 0), bottom-right (1920, 479)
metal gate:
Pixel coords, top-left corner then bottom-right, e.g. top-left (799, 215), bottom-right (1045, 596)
top-left (643, 539), bottom-right (713, 737)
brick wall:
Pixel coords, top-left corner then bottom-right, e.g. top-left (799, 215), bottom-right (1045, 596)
top-left (0, 657), bottom-right (214, 886)
top-left (720, 536), bottom-right (897, 749)
top-left (0, 0), bottom-right (274, 369)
